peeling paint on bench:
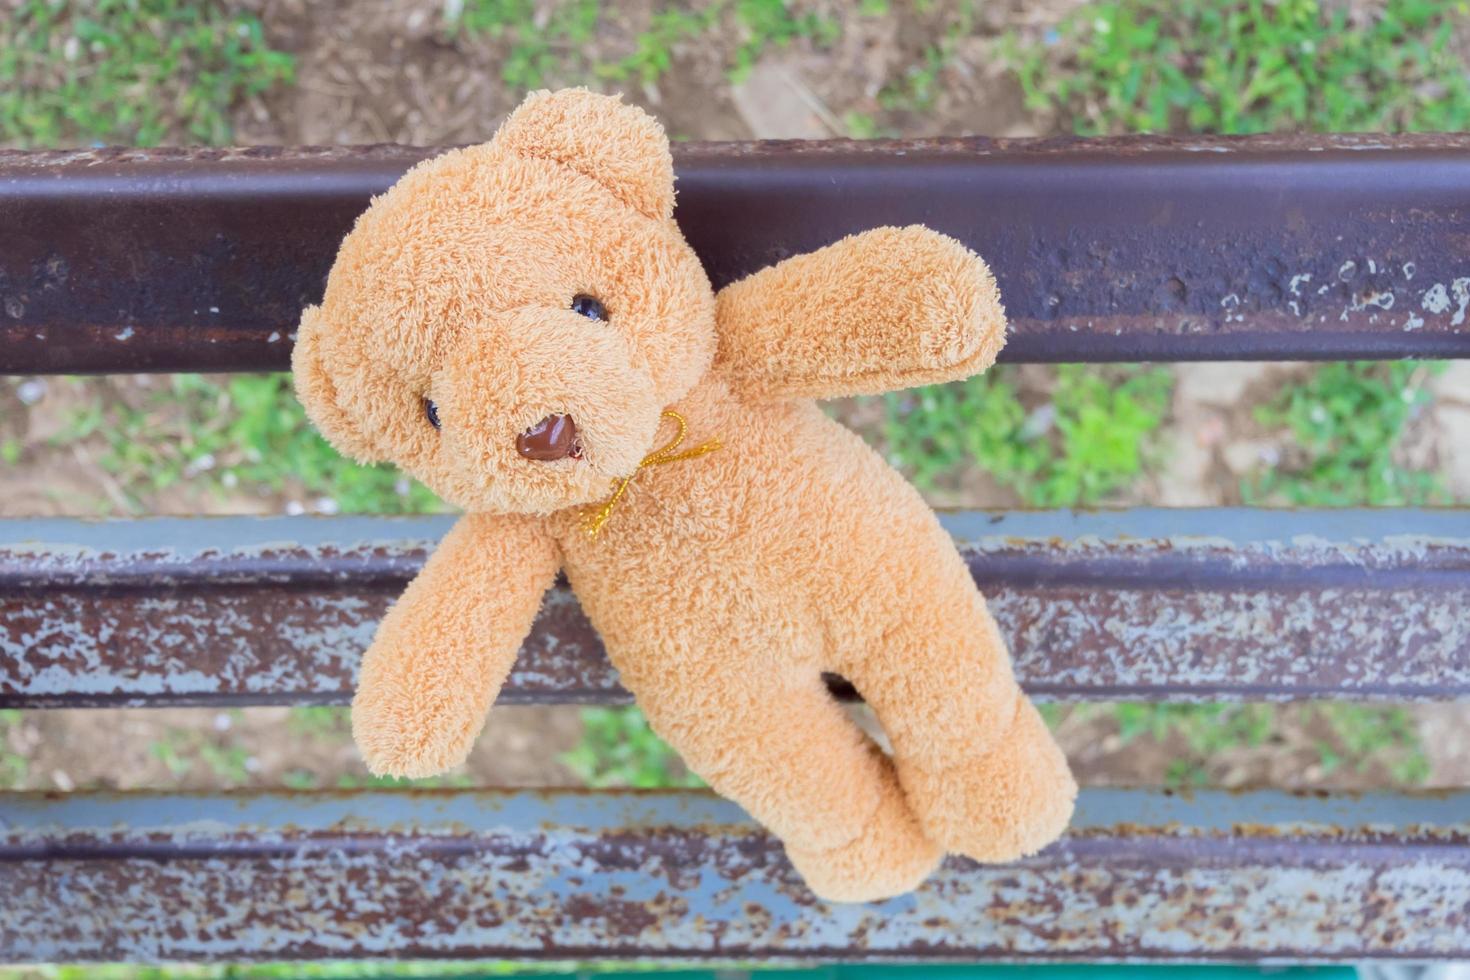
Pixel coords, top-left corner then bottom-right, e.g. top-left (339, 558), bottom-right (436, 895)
top-left (2, 787), bottom-right (1467, 962)
top-left (3, 509), bottom-right (1467, 707)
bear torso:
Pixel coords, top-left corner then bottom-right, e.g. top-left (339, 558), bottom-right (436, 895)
top-left (549, 373), bottom-right (976, 700)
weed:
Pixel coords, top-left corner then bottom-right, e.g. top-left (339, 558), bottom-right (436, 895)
top-left (870, 2), bottom-right (978, 116)
top-left (1036, 365), bottom-right (1174, 505)
top-left (600, 7), bottom-right (720, 86)
top-left (147, 726), bottom-right (255, 787)
top-left (598, 1), bottom-right (838, 89)
top-left (562, 706), bottom-right (703, 788)
top-left (446, 0), bottom-right (599, 90)
top-left (0, 710), bottom-right (29, 789)
top-left (287, 706), bottom-right (350, 739)
top-left (1115, 702), bottom-right (1274, 754)
top-left (1247, 361), bottom-right (1448, 506)
top-left (281, 769), bottom-right (320, 790)
top-left (147, 736), bottom-right (191, 778)
top-left (729, 0), bottom-right (840, 82)
top-left (878, 43), bottom-right (949, 114)
top-left (452, 0), bottom-right (717, 89)
top-left (1007, 0), bottom-right (1470, 136)
top-left (1319, 704), bottom-right (1433, 784)
top-left (1, 0), bottom-right (294, 147)
top-left (883, 369), bottom-right (1036, 491)
top-left (1103, 701), bottom-right (1432, 788)
top-left (842, 110), bottom-right (882, 138)
top-left (883, 364), bottom-right (1173, 506)
top-left (56, 374), bottom-right (443, 515)
top-left (197, 741), bottom-right (252, 784)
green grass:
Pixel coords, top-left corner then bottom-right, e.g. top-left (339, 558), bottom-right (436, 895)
top-left (449, 0), bottom-right (839, 90)
top-left (1009, 0), bottom-right (1470, 136)
top-left (0, 710), bottom-right (29, 789)
top-left (444, 0), bottom-right (600, 91)
top-left (600, 7), bottom-right (720, 86)
top-left (874, 2), bottom-right (979, 117)
top-left (56, 374), bottom-right (442, 515)
top-left (148, 730), bottom-right (253, 786)
top-left (1, 0), bottom-right (293, 147)
top-left (884, 364), bottom-right (1173, 506)
top-left (727, 0), bottom-right (840, 82)
top-left (1320, 705), bottom-right (1433, 785)
top-left (287, 705), bottom-right (350, 739)
top-left (1063, 701), bottom-right (1433, 788)
top-left (1247, 361), bottom-right (1448, 506)
top-left (560, 706), bottom-right (704, 789)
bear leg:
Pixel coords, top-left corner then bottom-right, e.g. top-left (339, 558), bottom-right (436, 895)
top-left (631, 666), bottom-right (941, 903)
top-left (831, 572), bottom-right (1077, 864)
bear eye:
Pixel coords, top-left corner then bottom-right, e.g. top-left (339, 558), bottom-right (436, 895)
top-left (424, 399), bottom-right (441, 430)
top-left (571, 294), bottom-right (607, 321)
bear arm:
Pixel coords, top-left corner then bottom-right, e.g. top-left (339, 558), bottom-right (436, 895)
top-left (351, 512), bottom-right (560, 779)
top-left (713, 225), bottom-right (1007, 400)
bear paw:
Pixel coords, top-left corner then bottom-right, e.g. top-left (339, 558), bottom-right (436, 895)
top-left (784, 805), bottom-right (942, 904)
top-left (905, 696), bottom-right (1077, 863)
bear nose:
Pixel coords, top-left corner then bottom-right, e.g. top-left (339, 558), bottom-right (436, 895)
top-left (516, 413), bottom-right (579, 461)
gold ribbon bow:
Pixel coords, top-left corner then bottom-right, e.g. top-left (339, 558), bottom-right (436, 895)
top-left (581, 410), bottom-right (722, 539)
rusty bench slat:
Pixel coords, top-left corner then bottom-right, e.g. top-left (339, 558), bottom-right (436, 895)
top-left (3, 134), bottom-right (1470, 374)
top-left (3, 508), bottom-right (1467, 707)
top-left (1, 786), bottom-right (1466, 962)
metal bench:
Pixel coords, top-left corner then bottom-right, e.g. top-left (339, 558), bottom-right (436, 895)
top-left (2, 135), bottom-right (1468, 964)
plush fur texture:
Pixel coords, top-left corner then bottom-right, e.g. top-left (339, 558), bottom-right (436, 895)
top-left (294, 88), bottom-right (1076, 903)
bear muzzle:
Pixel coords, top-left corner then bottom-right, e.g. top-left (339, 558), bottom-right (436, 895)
top-left (516, 413), bottom-right (582, 461)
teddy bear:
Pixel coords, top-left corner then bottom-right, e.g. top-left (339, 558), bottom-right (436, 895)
top-left (292, 88), bottom-right (1076, 903)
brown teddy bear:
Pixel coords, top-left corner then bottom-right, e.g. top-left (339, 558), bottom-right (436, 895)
top-left (293, 88), bottom-right (1076, 903)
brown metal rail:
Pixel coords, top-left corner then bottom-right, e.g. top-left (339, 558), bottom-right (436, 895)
top-left (3, 787), bottom-right (1467, 962)
top-left (5, 508), bottom-right (1467, 708)
top-left (2, 134), bottom-right (1469, 374)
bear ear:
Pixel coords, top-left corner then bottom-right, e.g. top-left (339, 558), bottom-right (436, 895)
top-left (494, 88), bottom-right (675, 221)
top-left (291, 306), bottom-right (383, 464)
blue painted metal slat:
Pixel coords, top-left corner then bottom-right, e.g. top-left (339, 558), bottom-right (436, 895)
top-left (2, 787), bottom-right (1466, 963)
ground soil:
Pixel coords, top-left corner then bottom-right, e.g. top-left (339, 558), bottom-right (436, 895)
top-left (3, 1), bottom-right (1467, 794)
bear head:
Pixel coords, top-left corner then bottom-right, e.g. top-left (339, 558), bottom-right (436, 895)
top-left (293, 89), bottom-right (716, 515)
